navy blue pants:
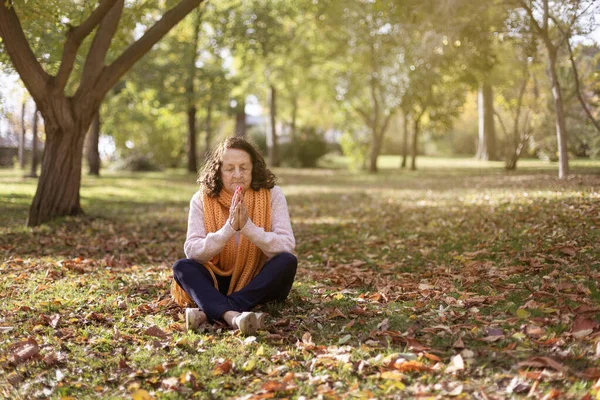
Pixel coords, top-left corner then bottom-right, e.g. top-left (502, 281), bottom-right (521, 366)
top-left (172, 252), bottom-right (297, 321)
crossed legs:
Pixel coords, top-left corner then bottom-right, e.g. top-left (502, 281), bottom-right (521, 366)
top-left (172, 252), bottom-right (297, 332)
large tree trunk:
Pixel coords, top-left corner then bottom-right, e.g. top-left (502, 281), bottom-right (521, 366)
top-left (19, 100), bottom-right (26, 169)
top-left (547, 49), bottom-right (569, 178)
top-left (476, 80), bottom-right (497, 161)
top-left (411, 117), bottom-right (420, 171)
top-left (86, 110), bottom-right (101, 175)
top-left (268, 85), bottom-right (280, 167)
top-left (368, 110), bottom-right (395, 173)
top-left (27, 122), bottom-right (87, 226)
top-left (28, 105), bottom-right (39, 177)
top-left (204, 100), bottom-right (213, 158)
top-left (368, 132), bottom-right (382, 173)
top-left (290, 94), bottom-right (298, 139)
top-left (187, 105), bottom-right (198, 172)
top-left (267, 86), bottom-right (279, 166)
top-left (401, 112), bottom-right (409, 168)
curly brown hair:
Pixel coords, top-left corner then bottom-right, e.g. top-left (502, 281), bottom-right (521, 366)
top-left (198, 136), bottom-right (277, 197)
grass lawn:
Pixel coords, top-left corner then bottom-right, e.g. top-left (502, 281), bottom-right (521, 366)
top-left (1, 156), bottom-right (599, 399)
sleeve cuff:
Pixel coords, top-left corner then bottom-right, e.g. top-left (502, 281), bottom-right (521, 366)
top-left (220, 220), bottom-right (237, 240)
top-left (239, 218), bottom-right (260, 239)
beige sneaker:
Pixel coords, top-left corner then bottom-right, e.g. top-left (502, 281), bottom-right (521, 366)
top-left (185, 308), bottom-right (205, 331)
top-left (255, 312), bottom-right (267, 330)
top-left (235, 312), bottom-right (258, 335)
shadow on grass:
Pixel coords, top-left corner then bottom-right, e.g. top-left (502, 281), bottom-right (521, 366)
top-left (279, 167), bottom-right (600, 192)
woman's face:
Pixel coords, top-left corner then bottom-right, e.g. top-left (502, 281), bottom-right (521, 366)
top-left (220, 148), bottom-right (253, 193)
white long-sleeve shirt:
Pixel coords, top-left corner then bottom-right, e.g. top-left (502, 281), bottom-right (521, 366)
top-left (183, 186), bottom-right (295, 263)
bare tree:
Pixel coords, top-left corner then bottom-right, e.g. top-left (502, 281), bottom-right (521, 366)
top-left (476, 80), bottom-right (498, 161)
top-left (204, 97), bottom-right (213, 158)
top-left (516, 0), bottom-right (598, 178)
top-left (552, 19), bottom-right (600, 134)
top-left (495, 66), bottom-right (532, 170)
top-left (399, 109), bottom-right (410, 169)
top-left (268, 85), bottom-right (280, 167)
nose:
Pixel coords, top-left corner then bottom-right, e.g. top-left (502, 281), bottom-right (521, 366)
top-left (232, 167), bottom-right (242, 177)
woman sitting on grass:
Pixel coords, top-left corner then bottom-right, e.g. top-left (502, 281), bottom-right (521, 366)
top-left (171, 136), bottom-right (297, 335)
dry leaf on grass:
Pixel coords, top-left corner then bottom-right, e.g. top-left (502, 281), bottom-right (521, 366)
top-left (213, 359), bottom-right (233, 375)
top-left (571, 318), bottom-right (597, 338)
top-left (10, 338), bottom-right (40, 364)
top-left (143, 326), bottom-right (169, 340)
top-left (452, 337), bottom-right (465, 349)
top-left (518, 357), bottom-right (569, 373)
top-left (161, 377), bottom-right (179, 389)
top-left (377, 318), bottom-right (390, 331)
top-left (380, 370), bottom-right (404, 380)
top-left (395, 360), bottom-right (432, 373)
top-left (302, 332), bottom-right (314, 345)
top-left (131, 389), bottom-right (154, 400)
top-left (445, 354), bottom-right (465, 374)
top-left (403, 337), bottom-right (429, 351)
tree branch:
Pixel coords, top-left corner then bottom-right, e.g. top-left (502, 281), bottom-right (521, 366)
top-left (78, 0), bottom-right (125, 92)
top-left (54, 0), bottom-right (120, 90)
top-left (521, 111), bottom-right (532, 144)
top-left (547, 13), bottom-right (600, 134)
top-left (554, 1), bottom-right (595, 49)
top-left (542, 0), bottom-right (549, 33)
top-left (518, 0), bottom-right (543, 35)
top-left (354, 106), bottom-right (372, 126)
top-left (379, 109), bottom-right (396, 141)
top-left (0, 1), bottom-right (50, 102)
top-left (368, 35), bottom-right (380, 134)
top-left (493, 108), bottom-right (509, 138)
top-left (512, 72), bottom-right (529, 141)
top-left (92, 0), bottom-right (206, 100)
top-left (565, 37), bottom-right (600, 133)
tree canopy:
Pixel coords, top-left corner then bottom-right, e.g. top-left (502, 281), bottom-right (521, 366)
top-left (1, 0), bottom-right (599, 224)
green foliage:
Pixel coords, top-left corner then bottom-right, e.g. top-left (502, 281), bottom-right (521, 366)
top-left (109, 154), bottom-right (163, 172)
top-left (1, 0), bottom-right (161, 93)
top-left (340, 130), bottom-right (369, 171)
top-left (102, 82), bottom-right (186, 168)
top-left (441, 93), bottom-right (478, 155)
top-left (247, 128), bottom-right (268, 157)
top-left (94, 5), bottom-right (236, 162)
top-left (3, 0), bottom-right (599, 173)
top-left (280, 127), bottom-right (329, 168)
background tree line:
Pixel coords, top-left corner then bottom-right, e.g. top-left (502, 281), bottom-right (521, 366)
top-left (0, 0), bottom-right (598, 225)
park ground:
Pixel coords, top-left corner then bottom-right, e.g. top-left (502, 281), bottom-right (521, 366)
top-left (0, 156), bottom-right (599, 399)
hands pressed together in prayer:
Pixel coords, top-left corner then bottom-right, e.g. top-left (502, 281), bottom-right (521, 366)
top-left (229, 186), bottom-right (248, 231)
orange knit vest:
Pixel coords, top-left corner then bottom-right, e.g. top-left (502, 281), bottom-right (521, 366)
top-left (171, 188), bottom-right (271, 307)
